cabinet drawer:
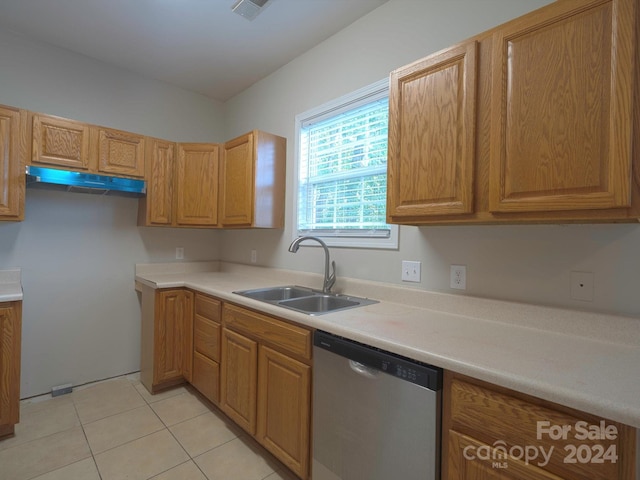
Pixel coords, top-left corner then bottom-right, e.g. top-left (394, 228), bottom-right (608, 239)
top-left (192, 351), bottom-right (220, 405)
top-left (223, 304), bottom-right (311, 360)
top-left (449, 376), bottom-right (634, 480)
top-left (194, 316), bottom-right (220, 362)
top-left (195, 294), bottom-right (221, 322)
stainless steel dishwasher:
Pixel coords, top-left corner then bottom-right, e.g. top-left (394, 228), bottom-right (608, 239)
top-left (313, 330), bottom-right (442, 480)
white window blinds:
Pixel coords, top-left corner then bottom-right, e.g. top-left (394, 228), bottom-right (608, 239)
top-left (297, 85), bottom-right (392, 242)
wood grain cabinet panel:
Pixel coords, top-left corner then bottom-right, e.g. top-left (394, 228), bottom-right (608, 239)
top-left (257, 345), bottom-right (310, 479)
top-left (388, 0), bottom-right (640, 225)
top-left (0, 301), bottom-right (21, 439)
top-left (220, 327), bottom-right (258, 435)
top-left (219, 131), bottom-right (286, 228)
top-left (176, 143), bottom-right (219, 226)
top-left (0, 106), bottom-right (25, 221)
top-left (220, 303), bottom-right (313, 479)
top-left (387, 41), bottom-right (477, 220)
top-left (191, 293), bottom-right (222, 405)
top-left (448, 430), bottom-right (563, 480)
top-left (153, 289), bottom-right (193, 387)
top-left (97, 127), bottom-right (145, 178)
top-left (138, 139), bottom-right (175, 226)
top-left (32, 114), bottom-right (90, 170)
top-left (489, 0), bottom-right (635, 213)
top-left (442, 372), bottom-right (636, 480)
top-left (192, 350), bottom-right (220, 405)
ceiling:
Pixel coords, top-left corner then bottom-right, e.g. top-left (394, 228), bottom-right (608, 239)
top-left (0, 0), bottom-right (388, 102)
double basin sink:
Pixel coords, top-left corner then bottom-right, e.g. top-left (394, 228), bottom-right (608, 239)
top-left (233, 285), bottom-right (378, 315)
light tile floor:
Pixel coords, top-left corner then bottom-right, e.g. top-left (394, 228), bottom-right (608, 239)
top-left (0, 374), bottom-right (298, 480)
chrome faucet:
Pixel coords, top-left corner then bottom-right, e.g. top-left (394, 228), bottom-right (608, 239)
top-left (288, 236), bottom-right (336, 294)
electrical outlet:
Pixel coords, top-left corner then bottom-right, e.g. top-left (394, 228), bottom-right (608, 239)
top-left (401, 261), bottom-right (421, 283)
top-left (175, 247), bottom-right (184, 260)
top-left (251, 249), bottom-right (257, 263)
top-left (450, 265), bottom-right (466, 290)
top-left (571, 271), bottom-right (594, 301)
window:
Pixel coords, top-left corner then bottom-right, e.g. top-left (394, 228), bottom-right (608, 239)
top-left (294, 79), bottom-right (398, 249)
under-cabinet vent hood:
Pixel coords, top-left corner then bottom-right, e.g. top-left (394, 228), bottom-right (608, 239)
top-left (26, 166), bottom-right (146, 197)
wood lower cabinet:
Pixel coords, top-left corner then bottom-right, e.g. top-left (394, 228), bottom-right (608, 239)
top-left (0, 106), bottom-right (26, 221)
top-left (140, 288), bottom-right (193, 393)
top-left (220, 327), bottom-right (258, 433)
top-left (442, 372), bottom-right (636, 480)
top-left (388, 0), bottom-right (640, 225)
top-left (257, 345), bottom-right (311, 478)
top-left (0, 301), bottom-right (22, 439)
top-left (191, 293), bottom-right (222, 405)
top-left (220, 303), bottom-right (312, 479)
top-left (219, 131), bottom-right (286, 228)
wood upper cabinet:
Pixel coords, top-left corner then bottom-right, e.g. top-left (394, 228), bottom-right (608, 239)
top-left (97, 127), bottom-right (145, 178)
top-left (175, 143), bottom-right (219, 226)
top-left (387, 41), bottom-right (477, 221)
top-left (442, 372), bottom-right (636, 480)
top-left (139, 139), bottom-right (175, 226)
top-left (219, 130), bottom-right (286, 228)
top-left (152, 289), bottom-right (193, 388)
top-left (489, 0), bottom-right (636, 213)
top-left (388, 0), bottom-right (640, 225)
top-left (0, 301), bottom-right (22, 439)
top-left (32, 113), bottom-right (90, 170)
top-left (0, 106), bottom-right (26, 221)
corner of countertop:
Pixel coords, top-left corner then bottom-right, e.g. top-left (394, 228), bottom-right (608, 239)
top-left (0, 267), bottom-right (23, 301)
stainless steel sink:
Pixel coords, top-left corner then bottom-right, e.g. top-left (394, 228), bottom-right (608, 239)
top-left (234, 286), bottom-right (315, 302)
top-left (233, 285), bottom-right (378, 315)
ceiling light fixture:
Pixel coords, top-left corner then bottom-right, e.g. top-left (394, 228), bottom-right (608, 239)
top-left (231, 0), bottom-right (272, 21)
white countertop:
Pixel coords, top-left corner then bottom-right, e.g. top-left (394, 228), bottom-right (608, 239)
top-left (135, 262), bottom-right (640, 429)
top-left (0, 268), bottom-right (23, 302)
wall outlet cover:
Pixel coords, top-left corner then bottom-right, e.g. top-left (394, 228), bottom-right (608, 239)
top-left (450, 265), bottom-right (467, 290)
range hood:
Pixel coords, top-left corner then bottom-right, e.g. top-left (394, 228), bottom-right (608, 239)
top-left (26, 166), bottom-right (146, 197)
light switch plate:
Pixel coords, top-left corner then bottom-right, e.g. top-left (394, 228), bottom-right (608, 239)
top-left (402, 261), bottom-right (421, 283)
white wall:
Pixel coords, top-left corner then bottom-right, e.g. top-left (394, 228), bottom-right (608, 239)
top-left (221, 0), bottom-right (640, 318)
top-left (0, 29), bottom-right (224, 397)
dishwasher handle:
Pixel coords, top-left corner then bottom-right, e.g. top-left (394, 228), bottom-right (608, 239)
top-left (349, 360), bottom-right (379, 379)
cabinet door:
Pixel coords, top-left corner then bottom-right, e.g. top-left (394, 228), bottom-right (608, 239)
top-left (154, 290), bottom-right (193, 385)
top-left (489, 0), bottom-right (635, 213)
top-left (141, 139), bottom-right (175, 226)
top-left (97, 128), bottom-right (145, 177)
top-left (257, 345), bottom-right (310, 479)
top-left (447, 430), bottom-right (563, 480)
top-left (176, 143), bottom-right (219, 226)
top-left (0, 106), bottom-right (24, 221)
top-left (192, 351), bottom-right (220, 405)
top-left (32, 114), bottom-right (90, 170)
top-left (387, 41), bottom-right (477, 220)
top-left (220, 327), bottom-right (258, 434)
top-left (0, 302), bottom-right (21, 438)
top-left (220, 133), bottom-right (254, 226)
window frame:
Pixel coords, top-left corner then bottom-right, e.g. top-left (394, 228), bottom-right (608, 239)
top-left (292, 79), bottom-right (398, 250)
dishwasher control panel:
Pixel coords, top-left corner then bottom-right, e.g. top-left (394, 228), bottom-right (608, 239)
top-left (314, 330), bottom-right (442, 391)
